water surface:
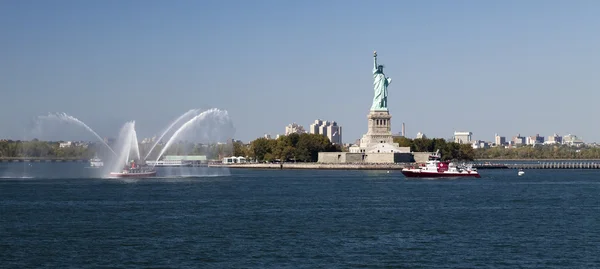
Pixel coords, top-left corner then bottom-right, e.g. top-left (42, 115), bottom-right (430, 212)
top-left (1, 163), bottom-right (599, 268)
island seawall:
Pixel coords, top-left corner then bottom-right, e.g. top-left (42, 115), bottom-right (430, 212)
top-left (209, 163), bottom-right (409, 170)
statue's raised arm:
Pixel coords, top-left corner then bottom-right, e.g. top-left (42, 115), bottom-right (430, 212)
top-left (373, 51), bottom-right (378, 73)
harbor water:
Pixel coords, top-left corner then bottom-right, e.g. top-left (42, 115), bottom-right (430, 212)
top-left (1, 162), bottom-right (599, 268)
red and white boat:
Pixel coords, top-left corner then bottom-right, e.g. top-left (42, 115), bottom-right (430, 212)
top-left (110, 160), bottom-right (157, 178)
top-left (401, 150), bottom-right (481, 178)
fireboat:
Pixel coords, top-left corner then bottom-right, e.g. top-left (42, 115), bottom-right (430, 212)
top-left (401, 150), bottom-right (481, 178)
top-left (109, 160), bottom-right (157, 178)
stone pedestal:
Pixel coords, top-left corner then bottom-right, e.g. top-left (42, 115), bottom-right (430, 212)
top-left (360, 110), bottom-right (396, 146)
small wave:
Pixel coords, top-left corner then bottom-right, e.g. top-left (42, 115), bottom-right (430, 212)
top-left (0, 176), bottom-right (35, 179)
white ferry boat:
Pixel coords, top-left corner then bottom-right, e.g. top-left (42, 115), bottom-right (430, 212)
top-left (89, 156), bottom-right (103, 168)
top-left (401, 150), bottom-right (481, 178)
top-left (145, 159), bottom-right (192, 167)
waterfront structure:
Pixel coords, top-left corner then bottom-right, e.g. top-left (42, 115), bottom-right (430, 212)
top-left (309, 119), bottom-right (342, 144)
top-left (146, 155), bottom-right (208, 166)
top-left (453, 131), bottom-right (472, 144)
top-left (319, 51), bottom-right (412, 164)
top-left (285, 123), bottom-right (306, 136)
top-left (222, 156), bottom-right (247, 164)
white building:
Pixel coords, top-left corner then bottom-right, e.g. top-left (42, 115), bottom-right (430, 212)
top-left (309, 119), bottom-right (342, 144)
top-left (59, 141), bottom-right (72, 148)
top-left (285, 123), bottom-right (306, 135)
top-left (222, 156), bottom-right (247, 164)
top-left (454, 131), bottom-right (472, 144)
top-left (563, 134), bottom-right (584, 146)
top-left (472, 140), bottom-right (490, 149)
top-left (416, 132), bottom-right (427, 139)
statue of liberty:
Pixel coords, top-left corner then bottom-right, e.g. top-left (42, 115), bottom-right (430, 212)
top-left (372, 51), bottom-right (392, 111)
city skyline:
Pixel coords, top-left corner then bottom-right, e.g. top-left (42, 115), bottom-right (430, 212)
top-left (2, 1), bottom-right (600, 142)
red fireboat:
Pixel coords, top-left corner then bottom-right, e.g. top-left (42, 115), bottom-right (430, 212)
top-left (109, 160), bottom-right (157, 178)
top-left (401, 150), bottom-right (481, 178)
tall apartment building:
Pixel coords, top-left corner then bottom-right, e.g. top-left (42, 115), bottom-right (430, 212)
top-left (285, 123), bottom-right (306, 135)
top-left (545, 133), bottom-right (562, 144)
top-left (453, 131), bottom-right (472, 144)
top-left (494, 134), bottom-right (506, 146)
top-left (309, 119), bottom-right (342, 144)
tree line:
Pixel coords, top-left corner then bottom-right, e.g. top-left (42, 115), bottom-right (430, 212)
top-left (0, 139), bottom-right (95, 159)
top-left (3, 137), bottom-right (599, 161)
top-left (474, 144), bottom-right (600, 159)
top-left (233, 133), bottom-right (341, 162)
top-left (393, 137), bottom-right (475, 161)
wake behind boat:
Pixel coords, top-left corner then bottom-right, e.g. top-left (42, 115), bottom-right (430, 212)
top-left (110, 160), bottom-right (157, 178)
top-left (401, 150), bottom-right (481, 178)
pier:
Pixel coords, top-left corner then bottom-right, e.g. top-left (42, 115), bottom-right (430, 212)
top-left (474, 162), bottom-right (600, 169)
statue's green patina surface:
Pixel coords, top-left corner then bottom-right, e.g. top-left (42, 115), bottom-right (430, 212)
top-left (372, 51), bottom-right (392, 111)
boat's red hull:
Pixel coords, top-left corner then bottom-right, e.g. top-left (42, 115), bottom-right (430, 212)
top-left (109, 171), bottom-right (157, 178)
top-left (401, 170), bottom-right (481, 178)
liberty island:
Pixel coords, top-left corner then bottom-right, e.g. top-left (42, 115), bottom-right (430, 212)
top-left (318, 51), bottom-right (417, 164)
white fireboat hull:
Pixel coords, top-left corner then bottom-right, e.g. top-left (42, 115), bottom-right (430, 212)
top-left (401, 168), bottom-right (481, 178)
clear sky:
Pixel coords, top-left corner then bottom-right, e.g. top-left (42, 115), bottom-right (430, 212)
top-left (1, 0), bottom-right (599, 143)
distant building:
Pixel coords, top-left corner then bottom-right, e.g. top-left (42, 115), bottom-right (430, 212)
top-left (512, 134), bottom-right (525, 146)
top-left (472, 140), bottom-right (490, 149)
top-left (103, 137), bottom-right (116, 146)
top-left (59, 141), bottom-right (72, 148)
top-left (141, 136), bottom-right (157, 144)
top-left (264, 134), bottom-right (272, 139)
top-left (494, 134), bottom-right (506, 146)
top-left (526, 134), bottom-right (544, 145)
top-left (545, 133), bottom-right (562, 145)
top-left (401, 122), bottom-right (406, 137)
top-left (563, 134), bottom-right (584, 147)
top-left (309, 119), bottom-right (342, 144)
top-left (285, 123), bottom-right (306, 135)
top-left (453, 131), bottom-right (472, 144)
top-left (222, 156), bottom-right (247, 164)
top-left (416, 132), bottom-right (427, 139)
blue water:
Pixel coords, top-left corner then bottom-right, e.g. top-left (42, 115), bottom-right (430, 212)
top-left (1, 163), bottom-right (600, 268)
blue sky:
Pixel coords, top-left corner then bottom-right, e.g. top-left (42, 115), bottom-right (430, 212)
top-left (1, 0), bottom-right (599, 143)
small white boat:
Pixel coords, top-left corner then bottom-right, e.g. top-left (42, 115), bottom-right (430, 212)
top-left (518, 169), bottom-right (525, 176)
top-left (89, 156), bottom-right (103, 168)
